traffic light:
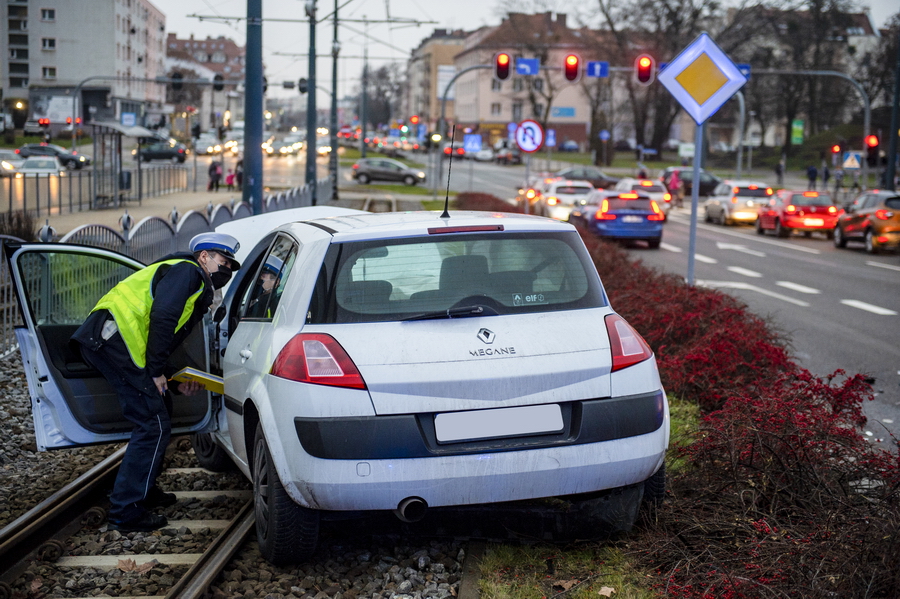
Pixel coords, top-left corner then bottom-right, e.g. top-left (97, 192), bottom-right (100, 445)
top-left (171, 72), bottom-right (183, 91)
top-left (298, 78), bottom-right (308, 94)
top-left (634, 54), bottom-right (655, 85)
top-left (865, 134), bottom-right (879, 166)
top-left (213, 74), bottom-right (224, 91)
top-left (563, 54), bottom-right (581, 82)
top-left (494, 52), bottom-right (511, 81)
top-left (410, 115), bottom-right (420, 125)
top-left (831, 143), bottom-right (841, 155)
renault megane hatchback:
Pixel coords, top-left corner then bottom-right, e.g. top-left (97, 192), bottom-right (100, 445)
top-left (6, 207), bottom-right (669, 565)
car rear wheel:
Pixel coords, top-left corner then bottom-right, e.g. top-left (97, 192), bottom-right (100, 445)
top-left (403, 175), bottom-right (416, 186)
top-left (775, 219), bottom-right (791, 238)
top-left (704, 208), bottom-right (713, 223)
top-left (642, 463), bottom-right (666, 506)
top-left (190, 432), bottom-right (234, 472)
top-left (755, 218), bottom-right (765, 235)
top-left (865, 229), bottom-right (879, 254)
top-left (647, 237), bottom-right (661, 249)
top-left (171, 156), bottom-right (180, 164)
top-left (65, 160), bottom-right (77, 171)
top-left (833, 225), bottom-right (847, 247)
top-left (357, 173), bottom-right (370, 185)
top-left (253, 424), bottom-right (319, 565)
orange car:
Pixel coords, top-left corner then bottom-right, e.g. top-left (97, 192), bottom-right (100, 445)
top-left (756, 190), bottom-right (841, 238)
top-left (833, 190), bottom-right (900, 253)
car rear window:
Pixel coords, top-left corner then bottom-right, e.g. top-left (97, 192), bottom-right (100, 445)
top-left (606, 198), bottom-right (654, 211)
top-left (555, 186), bottom-right (593, 195)
top-left (790, 193), bottom-right (834, 206)
top-left (631, 184), bottom-right (665, 193)
top-left (735, 187), bottom-right (771, 197)
top-left (883, 197), bottom-right (900, 209)
top-left (308, 232), bottom-right (607, 324)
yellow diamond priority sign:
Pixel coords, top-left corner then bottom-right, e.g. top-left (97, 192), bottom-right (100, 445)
top-left (658, 33), bottom-right (747, 124)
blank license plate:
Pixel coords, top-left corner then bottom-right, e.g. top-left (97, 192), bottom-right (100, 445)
top-left (622, 215), bottom-right (643, 223)
top-left (434, 404), bottom-right (564, 443)
top-left (803, 218), bottom-right (824, 226)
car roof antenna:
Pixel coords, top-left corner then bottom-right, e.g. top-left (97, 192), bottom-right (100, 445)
top-left (440, 124), bottom-right (457, 219)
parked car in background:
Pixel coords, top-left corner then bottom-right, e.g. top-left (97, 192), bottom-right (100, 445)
top-left (15, 157), bottom-right (65, 177)
top-left (23, 120), bottom-right (44, 136)
top-left (351, 158), bottom-right (426, 186)
top-left (614, 178), bottom-right (673, 218)
top-left (473, 148), bottom-right (495, 162)
top-left (136, 141), bottom-right (188, 163)
top-left (569, 190), bottom-right (665, 248)
top-left (0, 149), bottom-right (25, 176)
top-left (704, 181), bottom-right (773, 225)
top-left (16, 143), bottom-right (91, 169)
top-left (8, 206), bottom-right (668, 565)
top-left (558, 140), bottom-right (580, 152)
top-left (756, 190), bottom-right (840, 238)
top-left (833, 189), bottom-right (900, 253)
top-left (659, 167), bottom-right (721, 198)
top-left (441, 142), bottom-right (465, 158)
top-left (535, 179), bottom-right (595, 221)
top-left (556, 166), bottom-right (619, 190)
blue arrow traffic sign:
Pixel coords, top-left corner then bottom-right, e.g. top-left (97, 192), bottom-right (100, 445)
top-left (516, 58), bottom-right (540, 76)
top-left (546, 129), bottom-right (556, 147)
top-left (586, 61), bottom-right (609, 78)
top-left (599, 129), bottom-right (610, 141)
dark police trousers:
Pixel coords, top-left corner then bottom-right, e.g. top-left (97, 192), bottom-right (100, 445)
top-left (81, 335), bottom-right (171, 522)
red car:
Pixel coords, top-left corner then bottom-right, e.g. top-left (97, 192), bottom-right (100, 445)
top-left (756, 190), bottom-right (841, 238)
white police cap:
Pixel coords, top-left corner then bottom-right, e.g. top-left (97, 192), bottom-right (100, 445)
top-left (189, 232), bottom-right (242, 271)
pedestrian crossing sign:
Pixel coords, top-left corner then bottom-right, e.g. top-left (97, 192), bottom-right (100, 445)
top-left (842, 151), bottom-right (862, 170)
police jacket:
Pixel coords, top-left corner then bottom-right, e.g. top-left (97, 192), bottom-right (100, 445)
top-left (72, 252), bottom-right (214, 379)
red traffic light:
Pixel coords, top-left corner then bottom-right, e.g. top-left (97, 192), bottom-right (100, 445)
top-left (38, 118), bottom-right (50, 126)
top-left (410, 115), bottom-right (420, 125)
top-left (831, 144), bottom-right (841, 154)
top-left (865, 134), bottom-right (879, 148)
top-left (563, 54), bottom-right (581, 82)
top-left (634, 54), bottom-right (655, 85)
top-left (494, 52), bottom-right (511, 81)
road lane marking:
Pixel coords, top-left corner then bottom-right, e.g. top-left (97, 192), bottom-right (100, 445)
top-left (695, 254), bottom-right (717, 263)
top-left (776, 281), bottom-right (821, 294)
top-left (660, 242), bottom-right (682, 252)
top-left (716, 242), bottom-right (766, 257)
top-left (840, 300), bottom-right (898, 315)
top-left (666, 214), bottom-right (821, 254)
top-left (727, 266), bottom-right (763, 278)
top-left (697, 280), bottom-right (811, 306)
top-left (866, 261), bottom-right (900, 272)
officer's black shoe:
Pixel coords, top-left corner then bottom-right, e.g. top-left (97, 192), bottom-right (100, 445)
top-left (142, 486), bottom-right (177, 508)
top-left (108, 512), bottom-right (168, 533)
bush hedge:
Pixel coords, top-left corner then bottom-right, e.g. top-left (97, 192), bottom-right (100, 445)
top-left (454, 192), bottom-right (900, 598)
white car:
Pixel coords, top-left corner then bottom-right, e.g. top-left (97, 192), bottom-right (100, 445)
top-left (7, 207), bottom-right (668, 565)
top-left (473, 148), bottom-right (495, 162)
top-left (15, 156), bottom-right (65, 177)
top-left (0, 149), bottom-right (24, 177)
top-left (535, 179), bottom-right (595, 221)
top-left (704, 180), bottom-right (773, 225)
top-left (614, 178), bottom-right (674, 218)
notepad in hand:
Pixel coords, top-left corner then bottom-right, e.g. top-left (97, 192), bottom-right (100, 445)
top-left (169, 367), bottom-right (224, 395)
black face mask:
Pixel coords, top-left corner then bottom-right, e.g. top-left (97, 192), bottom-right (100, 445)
top-left (210, 265), bottom-right (232, 289)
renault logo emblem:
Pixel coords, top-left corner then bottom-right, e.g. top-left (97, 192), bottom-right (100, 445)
top-left (477, 328), bottom-right (495, 344)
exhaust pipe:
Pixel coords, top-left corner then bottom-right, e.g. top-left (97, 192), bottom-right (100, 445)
top-left (394, 497), bottom-right (427, 523)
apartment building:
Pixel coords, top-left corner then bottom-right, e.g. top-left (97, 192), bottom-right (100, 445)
top-left (2, 0), bottom-right (168, 131)
top-left (405, 29), bottom-right (468, 131)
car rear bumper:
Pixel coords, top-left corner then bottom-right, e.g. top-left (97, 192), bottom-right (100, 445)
top-left (783, 216), bottom-right (838, 230)
top-left (592, 222), bottom-right (663, 239)
top-left (271, 390), bottom-right (668, 511)
top-left (729, 210), bottom-right (758, 222)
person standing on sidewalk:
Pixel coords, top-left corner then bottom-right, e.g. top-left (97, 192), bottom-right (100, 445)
top-left (72, 233), bottom-right (241, 532)
top-left (806, 164), bottom-right (818, 190)
top-left (208, 160), bottom-right (222, 192)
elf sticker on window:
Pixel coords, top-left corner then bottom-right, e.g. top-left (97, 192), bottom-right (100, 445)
top-left (513, 293), bottom-right (546, 306)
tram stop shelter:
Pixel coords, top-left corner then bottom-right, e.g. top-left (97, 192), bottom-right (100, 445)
top-left (88, 121), bottom-right (157, 209)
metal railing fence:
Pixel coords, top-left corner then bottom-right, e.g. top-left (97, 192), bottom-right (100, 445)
top-left (0, 177), bottom-right (331, 359)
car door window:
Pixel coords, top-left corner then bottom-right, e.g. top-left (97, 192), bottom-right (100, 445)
top-left (241, 236), bottom-right (298, 320)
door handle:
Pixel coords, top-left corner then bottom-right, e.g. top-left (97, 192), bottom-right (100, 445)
top-left (239, 349), bottom-right (252, 363)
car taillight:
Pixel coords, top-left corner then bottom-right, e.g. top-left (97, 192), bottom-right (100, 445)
top-left (178, 148), bottom-right (184, 154)
top-left (785, 204), bottom-right (797, 214)
top-left (827, 206), bottom-right (837, 214)
top-left (444, 147), bottom-right (451, 155)
top-left (648, 200), bottom-right (665, 221)
top-left (875, 209), bottom-right (895, 220)
top-left (352, 163), bottom-right (359, 169)
top-left (595, 199), bottom-right (616, 220)
top-left (456, 148), bottom-right (465, 155)
top-left (546, 196), bottom-right (558, 205)
top-left (731, 196), bottom-right (738, 204)
top-left (14, 149), bottom-right (20, 154)
top-left (766, 188), bottom-right (773, 195)
top-left (663, 193), bottom-right (671, 202)
top-left (271, 333), bottom-right (366, 389)
top-left (605, 314), bottom-right (653, 372)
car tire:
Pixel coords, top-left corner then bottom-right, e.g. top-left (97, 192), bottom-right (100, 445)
top-left (865, 229), bottom-right (879, 254)
top-left (647, 237), bottom-right (662, 249)
top-left (704, 209), bottom-right (713, 223)
top-left (755, 218), bottom-right (765, 235)
top-left (190, 432), bottom-right (235, 472)
top-left (833, 226), bottom-right (846, 247)
top-left (253, 424), bottom-right (319, 565)
top-left (357, 173), bottom-right (370, 185)
top-left (65, 160), bottom-right (77, 171)
top-left (642, 463), bottom-right (666, 506)
top-left (403, 175), bottom-right (416, 186)
top-left (171, 156), bottom-right (181, 164)
top-left (775, 219), bottom-right (791, 238)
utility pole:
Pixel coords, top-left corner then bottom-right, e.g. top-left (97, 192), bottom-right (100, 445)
top-left (329, 0), bottom-right (339, 201)
top-left (244, 0), bottom-right (264, 214)
top-left (305, 0), bottom-right (318, 205)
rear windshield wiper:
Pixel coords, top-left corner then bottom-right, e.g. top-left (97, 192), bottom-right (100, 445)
top-left (403, 305), bottom-right (495, 321)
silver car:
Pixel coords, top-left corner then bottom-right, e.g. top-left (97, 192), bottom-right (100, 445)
top-left (8, 207), bottom-right (669, 565)
top-left (704, 180), bottom-right (773, 225)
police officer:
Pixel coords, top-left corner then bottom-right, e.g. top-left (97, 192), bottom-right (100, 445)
top-left (72, 232), bottom-right (241, 532)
